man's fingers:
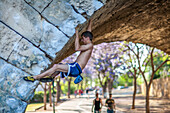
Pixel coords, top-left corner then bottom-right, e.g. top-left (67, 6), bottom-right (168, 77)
top-left (75, 24), bottom-right (80, 30)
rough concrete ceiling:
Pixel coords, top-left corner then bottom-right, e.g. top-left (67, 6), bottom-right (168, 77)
top-left (52, 0), bottom-right (170, 67)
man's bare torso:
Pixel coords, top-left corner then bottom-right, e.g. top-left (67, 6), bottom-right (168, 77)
top-left (76, 43), bottom-right (93, 69)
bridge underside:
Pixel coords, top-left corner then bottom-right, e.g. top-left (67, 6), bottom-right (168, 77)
top-left (53, 0), bottom-right (170, 65)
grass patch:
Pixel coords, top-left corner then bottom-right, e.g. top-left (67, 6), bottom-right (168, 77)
top-left (26, 103), bottom-right (44, 112)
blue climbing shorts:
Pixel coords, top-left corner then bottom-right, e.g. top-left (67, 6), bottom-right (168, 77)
top-left (60, 62), bottom-right (82, 78)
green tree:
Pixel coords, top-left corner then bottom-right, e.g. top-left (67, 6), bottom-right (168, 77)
top-left (129, 44), bottom-right (169, 113)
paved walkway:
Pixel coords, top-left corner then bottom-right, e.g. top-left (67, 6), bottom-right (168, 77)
top-left (26, 88), bottom-right (170, 113)
top-left (26, 94), bottom-right (123, 113)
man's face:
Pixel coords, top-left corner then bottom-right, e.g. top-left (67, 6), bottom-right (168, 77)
top-left (81, 36), bottom-right (88, 44)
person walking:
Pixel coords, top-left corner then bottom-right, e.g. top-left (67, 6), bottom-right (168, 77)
top-left (74, 90), bottom-right (77, 98)
top-left (86, 88), bottom-right (89, 99)
top-left (105, 94), bottom-right (116, 113)
top-left (92, 93), bottom-right (103, 113)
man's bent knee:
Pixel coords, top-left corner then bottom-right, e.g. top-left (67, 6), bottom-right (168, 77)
top-left (52, 64), bottom-right (59, 70)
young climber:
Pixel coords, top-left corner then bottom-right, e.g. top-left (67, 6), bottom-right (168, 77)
top-left (23, 20), bottom-right (93, 84)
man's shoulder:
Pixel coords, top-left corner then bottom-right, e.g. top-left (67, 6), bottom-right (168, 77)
top-left (84, 43), bottom-right (93, 49)
top-left (111, 99), bottom-right (114, 101)
top-left (87, 43), bottom-right (93, 46)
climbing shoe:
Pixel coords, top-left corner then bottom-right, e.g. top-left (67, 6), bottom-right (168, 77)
top-left (74, 75), bottom-right (83, 84)
top-left (39, 77), bottom-right (54, 83)
top-left (23, 76), bottom-right (35, 82)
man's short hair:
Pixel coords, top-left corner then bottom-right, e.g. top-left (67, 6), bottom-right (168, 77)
top-left (109, 94), bottom-right (112, 97)
top-left (96, 93), bottom-right (99, 97)
top-left (81, 31), bottom-right (93, 41)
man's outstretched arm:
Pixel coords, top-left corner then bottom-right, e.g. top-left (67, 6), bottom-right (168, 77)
top-left (87, 19), bottom-right (92, 32)
top-left (75, 29), bottom-right (93, 51)
top-left (75, 29), bottom-right (80, 51)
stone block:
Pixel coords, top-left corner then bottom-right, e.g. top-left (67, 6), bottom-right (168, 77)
top-left (0, 0), bottom-right (42, 46)
top-left (69, 0), bottom-right (103, 16)
top-left (39, 20), bottom-right (69, 58)
top-left (25, 0), bottom-right (52, 13)
top-left (8, 39), bottom-right (50, 75)
top-left (0, 23), bottom-right (22, 60)
top-left (0, 59), bottom-right (39, 101)
top-left (0, 0), bottom-right (68, 57)
top-left (0, 90), bottom-right (27, 113)
top-left (42, 0), bottom-right (86, 37)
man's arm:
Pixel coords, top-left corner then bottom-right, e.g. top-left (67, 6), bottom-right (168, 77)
top-left (75, 29), bottom-right (80, 51)
top-left (113, 100), bottom-right (116, 109)
top-left (87, 19), bottom-right (92, 32)
top-left (92, 99), bottom-right (95, 112)
top-left (100, 99), bottom-right (103, 110)
top-left (105, 99), bottom-right (108, 107)
top-left (76, 43), bottom-right (93, 51)
top-left (75, 30), bottom-right (93, 51)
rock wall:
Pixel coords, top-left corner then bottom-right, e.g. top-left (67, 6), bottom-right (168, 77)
top-left (0, 0), bottom-right (104, 112)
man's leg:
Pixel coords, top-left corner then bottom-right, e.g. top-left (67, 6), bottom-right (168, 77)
top-left (107, 109), bottom-right (110, 113)
top-left (34, 63), bottom-right (69, 79)
top-left (51, 71), bottom-right (60, 78)
top-left (107, 110), bottom-right (113, 113)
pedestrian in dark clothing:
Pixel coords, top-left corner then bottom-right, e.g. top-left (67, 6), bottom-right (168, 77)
top-left (105, 94), bottom-right (116, 113)
top-left (86, 88), bottom-right (89, 99)
top-left (92, 93), bottom-right (103, 113)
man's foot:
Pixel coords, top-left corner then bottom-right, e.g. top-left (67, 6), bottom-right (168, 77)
top-left (39, 77), bottom-right (54, 83)
top-left (23, 76), bottom-right (35, 82)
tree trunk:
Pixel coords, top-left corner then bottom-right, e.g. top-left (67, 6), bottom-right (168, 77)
top-left (85, 77), bottom-right (88, 88)
top-left (68, 78), bottom-right (72, 98)
top-left (81, 80), bottom-right (83, 90)
top-left (103, 81), bottom-right (107, 98)
top-left (77, 84), bottom-right (79, 90)
top-left (44, 83), bottom-right (47, 110)
top-left (49, 83), bottom-right (52, 107)
top-left (56, 78), bottom-right (61, 103)
top-left (146, 86), bottom-right (150, 113)
top-left (108, 79), bottom-right (113, 94)
top-left (132, 77), bottom-right (137, 109)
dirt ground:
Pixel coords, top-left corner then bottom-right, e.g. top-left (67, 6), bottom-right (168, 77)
top-left (114, 94), bottom-right (170, 113)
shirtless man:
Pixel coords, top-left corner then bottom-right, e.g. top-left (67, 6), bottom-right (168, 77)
top-left (23, 20), bottom-right (93, 84)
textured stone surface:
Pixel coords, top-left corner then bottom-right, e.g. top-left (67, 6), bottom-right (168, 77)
top-left (0, 0), bottom-right (42, 46)
top-left (0, 90), bottom-right (27, 113)
top-left (42, 0), bottom-right (86, 37)
top-left (25, 0), bottom-right (52, 13)
top-left (0, 59), bottom-right (39, 101)
top-left (0, 0), bottom-right (68, 58)
top-left (8, 39), bottom-right (51, 75)
top-left (69, 0), bottom-right (103, 16)
top-left (39, 20), bottom-right (69, 58)
top-left (0, 23), bottom-right (22, 60)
